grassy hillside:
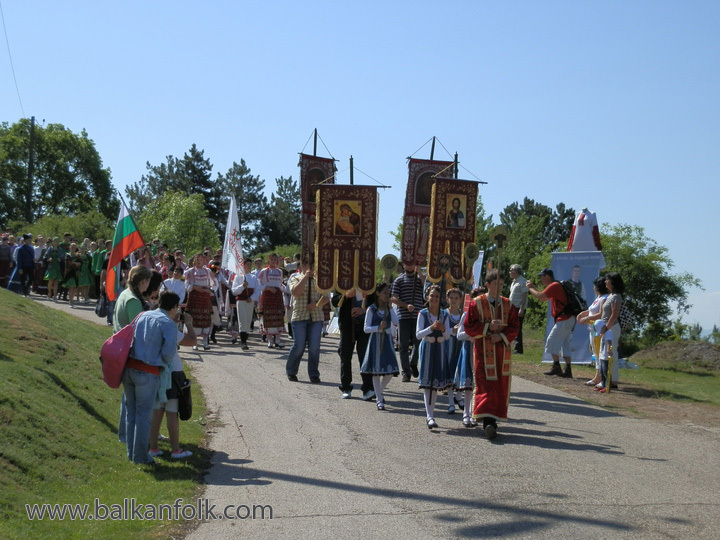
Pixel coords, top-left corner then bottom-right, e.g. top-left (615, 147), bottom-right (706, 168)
top-left (0, 289), bottom-right (209, 539)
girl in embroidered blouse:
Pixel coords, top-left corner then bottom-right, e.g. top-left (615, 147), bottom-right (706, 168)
top-left (416, 285), bottom-right (453, 429)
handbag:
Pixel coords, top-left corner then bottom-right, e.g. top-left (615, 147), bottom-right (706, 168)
top-left (99, 313), bottom-right (142, 388)
top-left (95, 292), bottom-right (108, 318)
top-left (176, 374), bottom-right (192, 421)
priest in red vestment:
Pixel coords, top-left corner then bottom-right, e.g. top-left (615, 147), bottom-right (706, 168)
top-left (463, 269), bottom-right (520, 439)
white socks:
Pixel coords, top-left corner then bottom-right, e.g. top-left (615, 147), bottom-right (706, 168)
top-left (463, 390), bottom-right (473, 419)
top-left (447, 387), bottom-right (455, 407)
top-left (372, 374), bottom-right (393, 403)
top-left (423, 389), bottom-right (437, 420)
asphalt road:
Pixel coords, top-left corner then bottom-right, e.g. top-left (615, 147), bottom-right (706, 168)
top-left (35, 296), bottom-right (720, 539)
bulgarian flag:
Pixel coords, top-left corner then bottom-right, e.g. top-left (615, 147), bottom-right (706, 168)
top-left (105, 200), bottom-right (145, 302)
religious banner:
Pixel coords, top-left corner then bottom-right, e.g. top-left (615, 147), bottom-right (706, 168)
top-left (299, 154), bottom-right (336, 263)
top-left (314, 185), bottom-right (378, 295)
top-left (221, 195), bottom-right (244, 276)
top-left (426, 177), bottom-right (479, 283)
top-left (400, 158), bottom-right (454, 267)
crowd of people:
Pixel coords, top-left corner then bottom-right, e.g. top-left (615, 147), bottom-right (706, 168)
top-left (2, 228), bottom-right (626, 460)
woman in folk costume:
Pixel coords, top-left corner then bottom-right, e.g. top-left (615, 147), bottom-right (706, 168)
top-left (463, 270), bottom-right (520, 439)
top-left (207, 262), bottom-right (226, 344)
top-left (453, 286), bottom-right (485, 427)
top-left (360, 282), bottom-right (399, 411)
top-left (44, 237), bottom-right (64, 301)
top-left (415, 285), bottom-right (453, 429)
top-left (257, 253), bottom-right (287, 348)
top-left (444, 288), bottom-right (465, 415)
top-left (62, 242), bottom-right (82, 307)
top-left (185, 253), bottom-right (218, 351)
top-left (77, 244), bottom-right (94, 304)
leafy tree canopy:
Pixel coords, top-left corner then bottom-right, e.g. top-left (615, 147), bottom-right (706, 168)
top-left (19, 210), bottom-right (115, 243)
top-left (0, 119), bottom-right (116, 229)
top-left (138, 191), bottom-right (220, 256)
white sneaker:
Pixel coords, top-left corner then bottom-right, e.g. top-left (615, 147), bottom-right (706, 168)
top-left (171, 450), bottom-right (192, 459)
top-left (362, 390), bottom-right (376, 401)
top-left (148, 449), bottom-right (163, 457)
top-left (341, 391), bottom-right (352, 399)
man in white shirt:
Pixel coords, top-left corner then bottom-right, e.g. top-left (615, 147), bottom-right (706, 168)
top-left (509, 264), bottom-right (528, 354)
top-left (231, 259), bottom-right (261, 350)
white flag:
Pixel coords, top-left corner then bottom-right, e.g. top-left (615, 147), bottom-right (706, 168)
top-left (222, 195), bottom-right (244, 276)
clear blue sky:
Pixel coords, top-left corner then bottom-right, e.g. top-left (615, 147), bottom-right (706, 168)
top-left (2, 1), bottom-right (718, 329)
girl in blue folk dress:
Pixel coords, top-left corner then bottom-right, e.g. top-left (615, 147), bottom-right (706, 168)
top-left (444, 288), bottom-right (465, 415)
top-left (360, 283), bottom-right (399, 411)
top-left (455, 287), bottom-right (485, 427)
top-left (416, 285), bottom-right (452, 429)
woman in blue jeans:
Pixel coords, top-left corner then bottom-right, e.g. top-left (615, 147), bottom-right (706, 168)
top-left (123, 291), bottom-right (181, 464)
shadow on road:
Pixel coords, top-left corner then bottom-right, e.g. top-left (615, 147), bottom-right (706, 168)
top-left (203, 452), bottom-right (634, 537)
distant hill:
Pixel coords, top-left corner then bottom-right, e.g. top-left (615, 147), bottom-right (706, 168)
top-left (630, 341), bottom-right (720, 373)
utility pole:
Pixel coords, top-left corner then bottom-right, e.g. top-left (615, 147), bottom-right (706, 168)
top-left (27, 116), bottom-right (36, 223)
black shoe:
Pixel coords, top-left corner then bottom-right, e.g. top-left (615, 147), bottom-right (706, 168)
top-left (287, 374), bottom-right (298, 382)
top-left (411, 365), bottom-right (419, 378)
top-left (484, 423), bottom-right (497, 439)
top-left (514, 348), bottom-right (524, 355)
top-left (231, 338), bottom-right (237, 344)
top-left (544, 363), bottom-right (563, 376)
top-left (561, 365), bottom-right (573, 378)
top-left (309, 376), bottom-right (321, 384)
top-left (241, 343), bottom-right (249, 351)
top-left (262, 335), bottom-right (267, 343)
top-left (401, 375), bottom-right (411, 383)
top-left (427, 418), bottom-right (438, 429)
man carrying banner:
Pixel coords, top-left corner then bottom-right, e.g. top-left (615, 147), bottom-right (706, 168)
top-left (463, 270), bottom-right (519, 439)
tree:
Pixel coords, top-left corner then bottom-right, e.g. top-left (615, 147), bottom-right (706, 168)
top-left (499, 197), bottom-right (575, 247)
top-left (601, 223), bottom-right (701, 336)
top-left (217, 160), bottom-right (268, 254)
top-left (474, 194), bottom-right (495, 252)
top-left (26, 210), bottom-right (114, 242)
top-left (138, 191), bottom-right (220, 256)
top-left (125, 144), bottom-right (224, 232)
top-left (0, 119), bottom-right (116, 229)
top-left (262, 176), bottom-right (301, 249)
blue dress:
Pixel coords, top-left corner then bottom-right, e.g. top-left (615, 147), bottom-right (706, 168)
top-left (360, 305), bottom-right (400, 375)
top-left (445, 311), bottom-right (463, 380)
top-left (453, 313), bottom-right (474, 391)
top-left (416, 308), bottom-right (453, 390)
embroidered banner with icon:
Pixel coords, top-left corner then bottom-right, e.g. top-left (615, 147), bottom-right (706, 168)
top-left (314, 185), bottom-right (378, 294)
top-left (426, 177), bottom-right (478, 283)
top-left (299, 154), bottom-right (336, 263)
top-left (400, 158), bottom-right (454, 267)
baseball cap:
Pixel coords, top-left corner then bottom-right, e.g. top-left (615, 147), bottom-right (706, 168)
top-left (537, 268), bottom-right (554, 278)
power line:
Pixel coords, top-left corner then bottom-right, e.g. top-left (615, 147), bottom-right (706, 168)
top-left (0, 0), bottom-right (25, 118)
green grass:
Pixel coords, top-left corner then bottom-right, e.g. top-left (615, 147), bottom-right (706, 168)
top-left (0, 289), bottom-right (210, 539)
top-left (513, 326), bottom-right (720, 407)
